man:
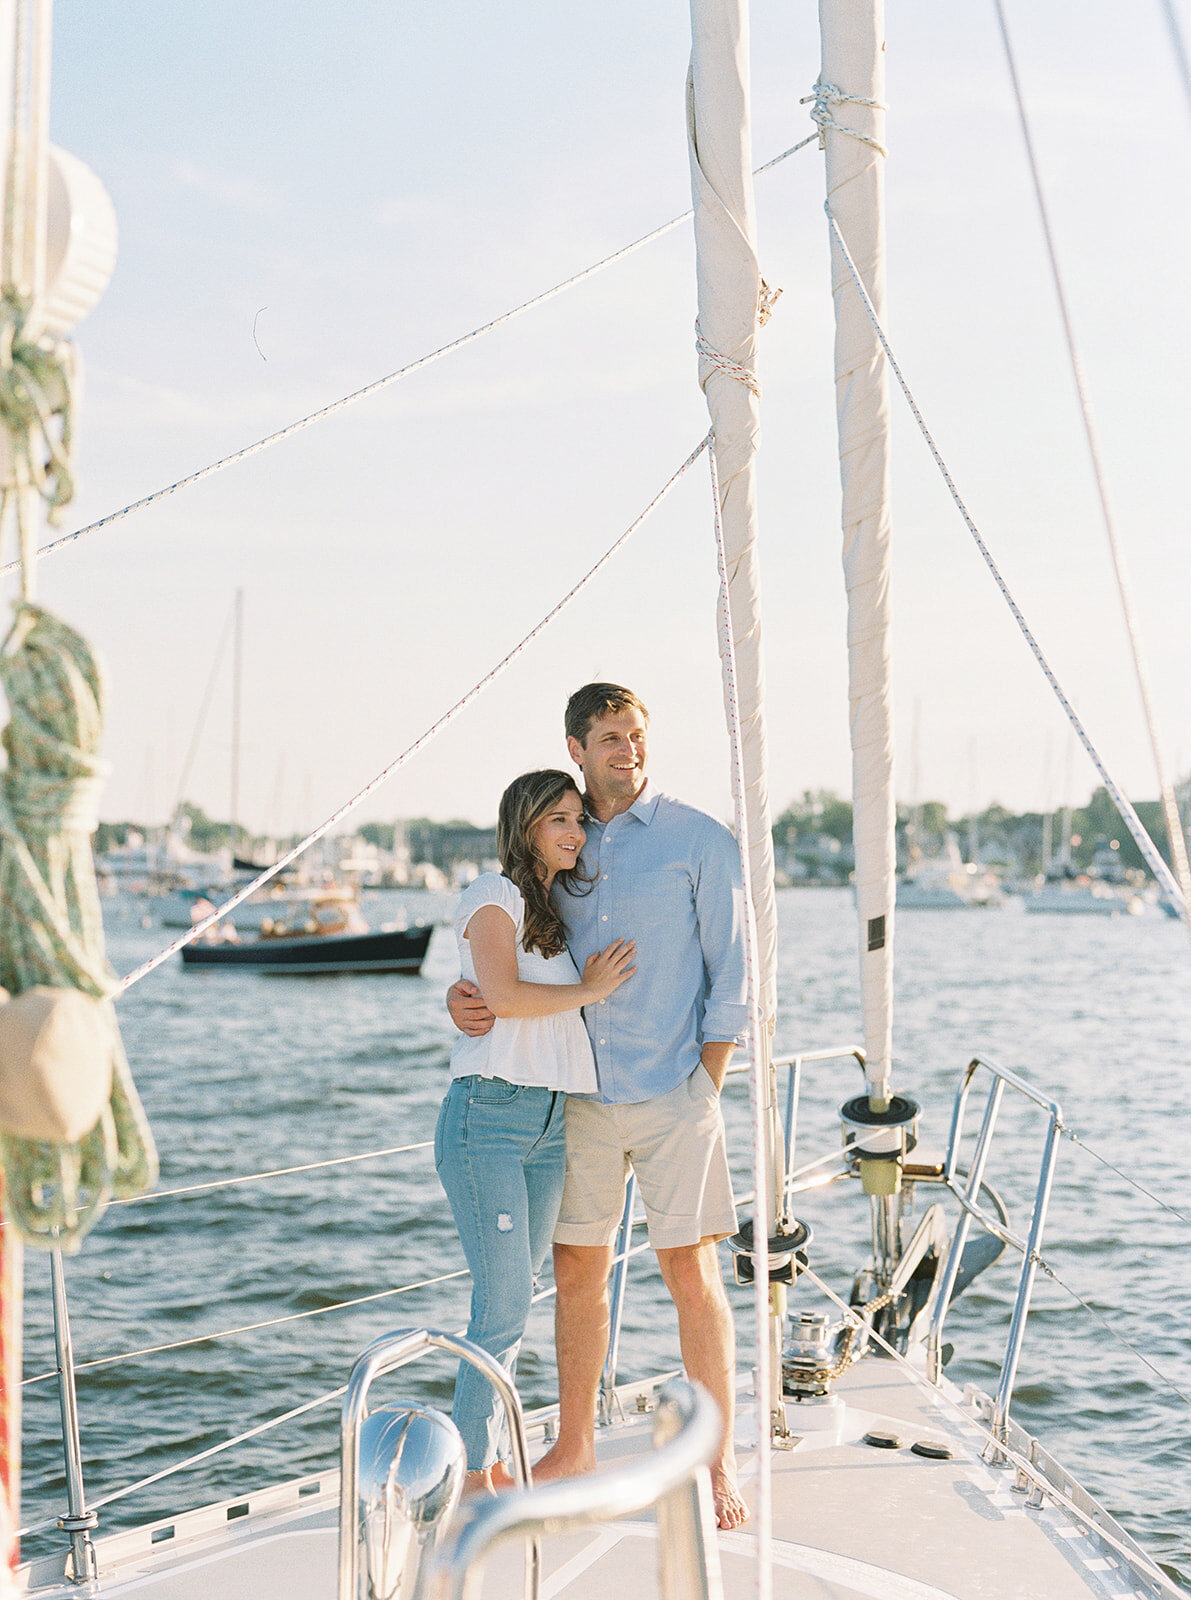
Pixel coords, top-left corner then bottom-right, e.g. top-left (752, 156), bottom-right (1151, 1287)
top-left (448, 682), bottom-right (749, 1529)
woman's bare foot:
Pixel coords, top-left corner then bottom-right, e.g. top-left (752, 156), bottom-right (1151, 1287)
top-left (461, 1467), bottom-right (495, 1498)
top-left (710, 1467), bottom-right (749, 1530)
top-left (489, 1460), bottom-right (517, 1491)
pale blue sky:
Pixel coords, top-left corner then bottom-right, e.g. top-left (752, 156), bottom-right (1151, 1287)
top-left (21, 1), bottom-right (1191, 834)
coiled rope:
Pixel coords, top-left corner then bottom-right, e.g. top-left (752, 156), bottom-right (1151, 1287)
top-left (0, 604), bottom-right (157, 1247)
top-left (992, 0), bottom-right (1191, 941)
top-left (823, 205), bottom-right (1188, 922)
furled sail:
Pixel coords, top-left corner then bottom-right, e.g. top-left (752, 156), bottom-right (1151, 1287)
top-left (686, 0), bottom-right (777, 1031)
top-left (817, 0), bottom-right (895, 1102)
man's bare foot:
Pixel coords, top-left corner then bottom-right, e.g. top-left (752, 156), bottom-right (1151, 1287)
top-left (710, 1467), bottom-right (749, 1531)
top-left (532, 1440), bottom-right (597, 1484)
top-left (489, 1460), bottom-right (516, 1491)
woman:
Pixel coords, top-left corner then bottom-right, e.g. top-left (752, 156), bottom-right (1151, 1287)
top-left (435, 769), bottom-right (635, 1495)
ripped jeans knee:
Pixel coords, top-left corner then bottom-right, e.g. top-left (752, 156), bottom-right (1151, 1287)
top-left (434, 1077), bottom-right (566, 1469)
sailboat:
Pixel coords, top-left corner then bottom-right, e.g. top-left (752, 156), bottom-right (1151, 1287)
top-left (1, 1), bottom-right (1188, 1598)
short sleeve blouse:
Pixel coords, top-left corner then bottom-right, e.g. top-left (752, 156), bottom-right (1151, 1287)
top-left (450, 873), bottom-right (597, 1093)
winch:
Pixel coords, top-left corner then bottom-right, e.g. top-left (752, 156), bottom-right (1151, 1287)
top-left (782, 1310), bottom-right (845, 1398)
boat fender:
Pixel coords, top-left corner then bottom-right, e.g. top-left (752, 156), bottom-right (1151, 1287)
top-left (0, 986), bottom-right (114, 1144)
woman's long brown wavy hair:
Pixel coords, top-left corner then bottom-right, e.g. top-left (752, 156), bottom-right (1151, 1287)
top-left (497, 770), bottom-right (591, 957)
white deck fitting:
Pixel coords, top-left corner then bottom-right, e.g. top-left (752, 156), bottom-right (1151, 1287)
top-left (17, 1362), bottom-right (1161, 1600)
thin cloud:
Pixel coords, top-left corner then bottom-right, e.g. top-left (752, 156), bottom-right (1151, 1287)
top-left (174, 160), bottom-right (286, 215)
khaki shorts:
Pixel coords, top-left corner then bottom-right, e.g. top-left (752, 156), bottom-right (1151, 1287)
top-left (554, 1064), bottom-right (738, 1252)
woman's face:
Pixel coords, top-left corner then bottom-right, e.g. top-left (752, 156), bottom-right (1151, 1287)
top-left (530, 790), bottom-right (586, 886)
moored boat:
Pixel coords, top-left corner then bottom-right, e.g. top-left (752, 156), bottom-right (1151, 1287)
top-left (179, 921), bottom-right (433, 974)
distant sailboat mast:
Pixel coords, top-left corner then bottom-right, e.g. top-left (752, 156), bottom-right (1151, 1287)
top-left (230, 586), bottom-right (243, 853)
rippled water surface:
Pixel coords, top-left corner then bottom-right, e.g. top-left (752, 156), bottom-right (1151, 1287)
top-left (18, 888), bottom-right (1191, 1582)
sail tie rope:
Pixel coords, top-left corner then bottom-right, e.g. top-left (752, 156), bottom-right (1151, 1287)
top-left (801, 81), bottom-right (887, 157)
top-left (694, 283), bottom-right (781, 400)
top-left (824, 203), bottom-right (1188, 922)
top-left (992, 0), bottom-right (1191, 945)
top-left (694, 326), bottom-right (760, 398)
top-left (1, 138), bottom-right (817, 580)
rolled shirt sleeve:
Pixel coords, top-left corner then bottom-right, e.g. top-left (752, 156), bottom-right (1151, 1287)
top-left (694, 820), bottom-right (749, 1044)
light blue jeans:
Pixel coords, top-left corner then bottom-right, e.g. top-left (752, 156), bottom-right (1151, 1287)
top-left (434, 1076), bottom-right (566, 1470)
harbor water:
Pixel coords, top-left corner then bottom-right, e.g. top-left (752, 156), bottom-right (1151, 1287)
top-left (17, 888), bottom-right (1191, 1583)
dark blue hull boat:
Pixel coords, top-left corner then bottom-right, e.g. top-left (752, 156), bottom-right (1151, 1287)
top-left (180, 924), bottom-right (433, 974)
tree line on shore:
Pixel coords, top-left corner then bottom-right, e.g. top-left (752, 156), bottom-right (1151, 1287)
top-left (95, 786), bottom-right (1182, 885)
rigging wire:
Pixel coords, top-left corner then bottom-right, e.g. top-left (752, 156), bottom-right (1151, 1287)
top-left (17, 1389), bottom-right (348, 1540)
top-left (991, 0), bottom-right (1191, 942)
top-left (0, 136), bottom-right (815, 582)
top-left (114, 435), bottom-right (709, 991)
top-left (1060, 1126), bottom-right (1191, 1229)
top-left (17, 1236), bottom-right (659, 1538)
top-left (943, 1179), bottom-right (1191, 1406)
top-left (1158, 0), bottom-right (1191, 127)
top-left (823, 205), bottom-right (1188, 922)
top-left (1031, 1256), bottom-right (1191, 1409)
top-left (708, 442), bottom-right (774, 1571)
top-left (105, 1139), bottom-right (434, 1207)
top-left (20, 1268), bottom-right (471, 1388)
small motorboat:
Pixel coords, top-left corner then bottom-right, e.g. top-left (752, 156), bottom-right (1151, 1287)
top-left (180, 899), bottom-right (434, 974)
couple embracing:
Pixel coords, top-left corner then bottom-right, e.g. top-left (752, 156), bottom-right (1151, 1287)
top-left (436, 681), bottom-right (749, 1530)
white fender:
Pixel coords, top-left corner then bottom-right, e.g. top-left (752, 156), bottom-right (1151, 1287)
top-left (0, 987), bottom-right (114, 1145)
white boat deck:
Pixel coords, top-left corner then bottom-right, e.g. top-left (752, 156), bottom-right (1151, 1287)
top-left (18, 1359), bottom-right (1164, 1600)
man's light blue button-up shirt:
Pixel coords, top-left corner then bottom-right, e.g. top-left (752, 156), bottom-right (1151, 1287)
top-left (556, 783), bottom-right (747, 1105)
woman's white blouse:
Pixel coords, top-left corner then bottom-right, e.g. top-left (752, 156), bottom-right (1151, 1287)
top-left (450, 874), bottom-right (598, 1093)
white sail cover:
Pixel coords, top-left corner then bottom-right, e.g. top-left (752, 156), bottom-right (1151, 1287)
top-left (686, 0), bottom-right (777, 1029)
top-left (819, 0), bottom-right (895, 1097)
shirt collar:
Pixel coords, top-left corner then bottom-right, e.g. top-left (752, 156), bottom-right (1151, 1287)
top-left (584, 779), bottom-right (659, 828)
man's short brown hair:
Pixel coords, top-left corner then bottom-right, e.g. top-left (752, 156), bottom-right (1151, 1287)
top-left (564, 682), bottom-right (649, 747)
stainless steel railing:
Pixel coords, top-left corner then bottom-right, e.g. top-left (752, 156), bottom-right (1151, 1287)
top-left (927, 1054), bottom-right (1063, 1452)
top-left (419, 1378), bottom-right (723, 1600)
top-left (339, 1327), bottom-right (539, 1600)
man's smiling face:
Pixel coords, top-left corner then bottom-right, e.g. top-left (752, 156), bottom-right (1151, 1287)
top-left (568, 708), bottom-right (649, 811)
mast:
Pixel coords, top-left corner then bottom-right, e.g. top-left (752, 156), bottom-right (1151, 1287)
top-left (686, 0), bottom-right (783, 1565)
top-left (818, 0), bottom-right (895, 1109)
